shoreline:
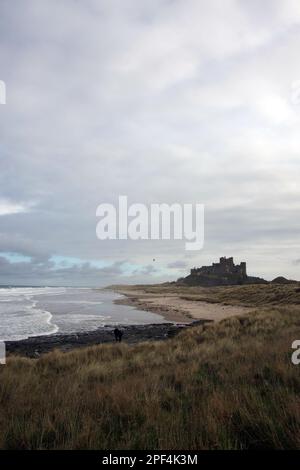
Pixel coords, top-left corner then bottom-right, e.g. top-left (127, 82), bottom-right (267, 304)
top-left (113, 287), bottom-right (254, 323)
top-left (114, 292), bottom-right (193, 323)
top-left (5, 288), bottom-right (253, 358)
top-left (5, 289), bottom-right (195, 358)
top-left (5, 321), bottom-right (209, 358)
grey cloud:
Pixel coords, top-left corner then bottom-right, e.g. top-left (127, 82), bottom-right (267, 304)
top-left (0, 0), bottom-right (300, 284)
top-left (0, 256), bottom-right (164, 287)
top-left (167, 260), bottom-right (188, 269)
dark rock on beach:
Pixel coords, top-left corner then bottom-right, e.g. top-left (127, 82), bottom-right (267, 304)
top-left (5, 320), bottom-right (211, 358)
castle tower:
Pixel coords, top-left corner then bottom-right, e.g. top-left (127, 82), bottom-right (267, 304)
top-left (240, 262), bottom-right (247, 276)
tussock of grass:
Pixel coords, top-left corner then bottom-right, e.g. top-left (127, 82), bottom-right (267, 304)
top-left (1, 304), bottom-right (300, 449)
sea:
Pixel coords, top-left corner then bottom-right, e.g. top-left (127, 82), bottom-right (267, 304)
top-left (0, 287), bottom-right (165, 342)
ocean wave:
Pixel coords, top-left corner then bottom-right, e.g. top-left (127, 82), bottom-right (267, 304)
top-left (0, 287), bottom-right (60, 341)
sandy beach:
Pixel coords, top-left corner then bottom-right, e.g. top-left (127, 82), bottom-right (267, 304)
top-left (115, 287), bottom-right (254, 323)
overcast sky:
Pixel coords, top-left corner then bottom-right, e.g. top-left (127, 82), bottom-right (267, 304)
top-left (0, 0), bottom-right (300, 286)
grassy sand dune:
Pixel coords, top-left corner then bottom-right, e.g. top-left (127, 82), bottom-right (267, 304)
top-left (1, 285), bottom-right (300, 449)
top-left (178, 283), bottom-right (300, 306)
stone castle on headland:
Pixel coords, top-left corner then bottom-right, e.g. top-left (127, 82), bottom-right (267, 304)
top-left (191, 256), bottom-right (247, 278)
top-left (181, 256), bottom-right (268, 286)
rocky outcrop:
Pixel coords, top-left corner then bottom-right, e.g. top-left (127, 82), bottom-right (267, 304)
top-left (271, 276), bottom-right (297, 284)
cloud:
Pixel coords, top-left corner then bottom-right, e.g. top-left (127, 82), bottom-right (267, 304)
top-left (0, 199), bottom-right (32, 216)
top-left (0, 0), bottom-right (300, 284)
top-left (167, 260), bottom-right (188, 269)
top-left (0, 254), bottom-right (168, 286)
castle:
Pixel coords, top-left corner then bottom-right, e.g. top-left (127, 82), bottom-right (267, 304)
top-left (191, 256), bottom-right (247, 278)
top-left (181, 256), bottom-right (267, 286)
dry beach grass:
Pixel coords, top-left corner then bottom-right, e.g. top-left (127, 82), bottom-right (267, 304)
top-left (0, 284), bottom-right (300, 449)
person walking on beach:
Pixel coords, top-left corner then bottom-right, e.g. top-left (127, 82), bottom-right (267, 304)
top-left (114, 328), bottom-right (123, 342)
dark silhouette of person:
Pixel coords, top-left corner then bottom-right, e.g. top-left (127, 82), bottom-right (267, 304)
top-left (114, 328), bottom-right (123, 342)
